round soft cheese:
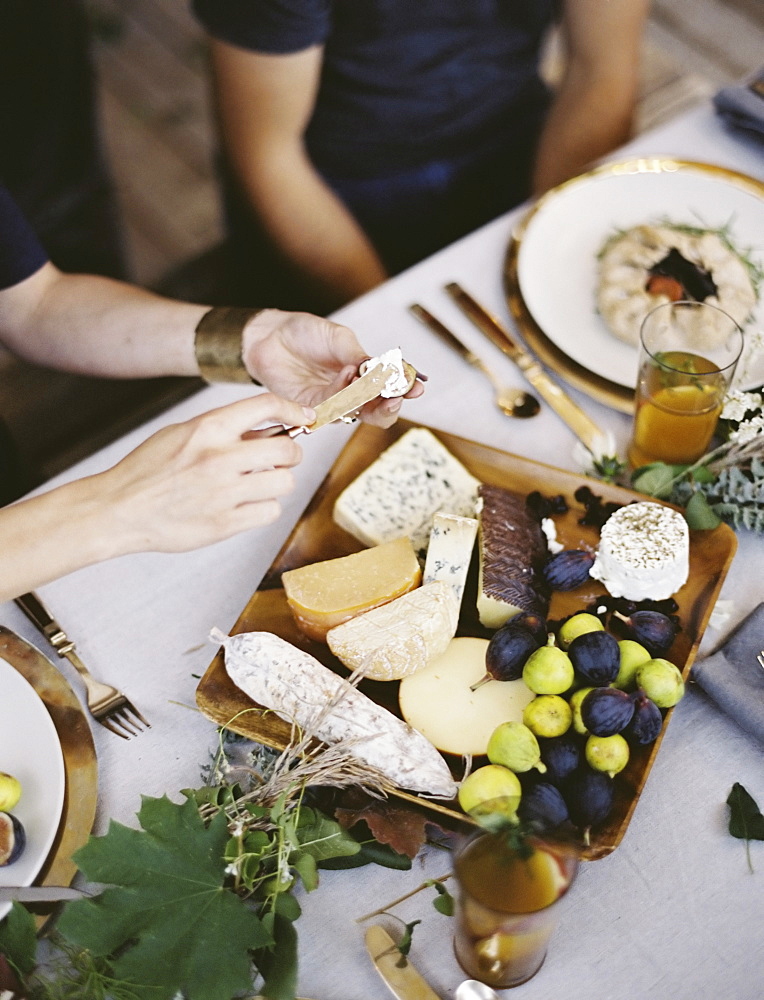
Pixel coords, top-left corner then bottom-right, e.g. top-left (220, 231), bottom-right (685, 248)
top-left (398, 637), bottom-right (534, 757)
top-left (589, 501), bottom-right (689, 600)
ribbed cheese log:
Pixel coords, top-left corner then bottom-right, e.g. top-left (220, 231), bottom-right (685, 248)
top-left (326, 581), bottom-right (459, 681)
top-left (332, 428), bottom-right (480, 553)
top-left (477, 484), bottom-right (548, 629)
top-left (423, 512), bottom-right (478, 605)
top-left (217, 629), bottom-right (456, 799)
top-left (282, 537), bottom-right (421, 641)
top-left (399, 637), bottom-right (535, 756)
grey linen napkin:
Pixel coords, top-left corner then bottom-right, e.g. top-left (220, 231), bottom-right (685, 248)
top-left (713, 72), bottom-right (764, 139)
top-left (692, 603), bottom-right (764, 742)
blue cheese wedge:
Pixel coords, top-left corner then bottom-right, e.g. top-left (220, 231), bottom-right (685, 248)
top-left (332, 428), bottom-right (480, 553)
top-left (423, 512), bottom-right (478, 605)
top-left (215, 628), bottom-right (456, 799)
top-left (326, 581), bottom-right (459, 681)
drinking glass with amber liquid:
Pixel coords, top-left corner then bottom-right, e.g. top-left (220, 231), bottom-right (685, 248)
top-left (628, 300), bottom-right (744, 468)
top-left (453, 830), bottom-right (579, 989)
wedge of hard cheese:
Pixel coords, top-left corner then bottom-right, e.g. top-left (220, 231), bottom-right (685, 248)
top-left (282, 537), bottom-right (421, 641)
top-left (477, 484), bottom-right (548, 629)
top-left (216, 628), bottom-right (456, 798)
top-left (333, 427), bottom-right (480, 553)
top-left (326, 580), bottom-right (459, 681)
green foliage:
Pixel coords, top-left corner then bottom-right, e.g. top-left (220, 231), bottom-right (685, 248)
top-left (57, 795), bottom-right (270, 1000)
top-left (727, 783), bottom-right (764, 873)
top-left (0, 902), bottom-right (37, 978)
top-left (683, 491), bottom-right (721, 530)
top-left (425, 879), bottom-right (454, 916)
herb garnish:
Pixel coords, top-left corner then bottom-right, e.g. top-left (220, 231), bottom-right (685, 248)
top-left (727, 782), bottom-right (764, 873)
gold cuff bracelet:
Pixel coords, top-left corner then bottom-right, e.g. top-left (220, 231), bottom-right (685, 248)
top-left (194, 306), bottom-right (263, 384)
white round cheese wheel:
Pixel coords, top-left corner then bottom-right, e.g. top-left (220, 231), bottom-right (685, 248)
top-left (398, 637), bottom-right (535, 757)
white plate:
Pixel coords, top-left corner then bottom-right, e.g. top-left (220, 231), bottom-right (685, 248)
top-left (0, 657), bottom-right (66, 918)
top-left (516, 159), bottom-right (764, 390)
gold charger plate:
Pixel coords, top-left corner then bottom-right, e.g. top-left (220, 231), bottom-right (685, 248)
top-left (0, 627), bottom-right (98, 929)
top-left (504, 158), bottom-right (764, 413)
top-left (197, 419), bottom-right (737, 860)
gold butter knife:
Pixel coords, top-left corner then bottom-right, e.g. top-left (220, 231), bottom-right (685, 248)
top-left (365, 924), bottom-right (442, 1000)
top-left (444, 282), bottom-right (606, 454)
top-left (284, 357), bottom-right (418, 437)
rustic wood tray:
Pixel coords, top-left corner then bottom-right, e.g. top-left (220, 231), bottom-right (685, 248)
top-left (196, 419), bottom-right (737, 860)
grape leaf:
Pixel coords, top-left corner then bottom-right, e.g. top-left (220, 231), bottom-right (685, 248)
top-left (0, 902), bottom-right (37, 978)
top-left (684, 490), bottom-right (722, 530)
top-left (631, 462), bottom-right (686, 499)
top-left (56, 794), bottom-right (272, 1000)
top-left (727, 783), bottom-right (764, 872)
top-left (255, 911), bottom-right (298, 1000)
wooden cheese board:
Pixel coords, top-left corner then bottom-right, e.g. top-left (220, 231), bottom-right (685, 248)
top-left (196, 419), bottom-right (737, 860)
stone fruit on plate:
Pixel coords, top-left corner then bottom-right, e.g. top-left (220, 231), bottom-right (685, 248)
top-left (542, 549), bottom-right (595, 591)
top-left (518, 781), bottom-right (570, 831)
top-left (476, 484), bottom-right (548, 629)
top-left (523, 695), bottom-right (572, 738)
top-left (0, 772), bottom-right (21, 813)
top-left (522, 639), bottom-right (575, 695)
top-left (635, 658), bottom-right (685, 708)
top-left (398, 637), bottom-right (534, 756)
top-left (539, 734), bottom-right (581, 784)
top-left (612, 609), bottom-right (679, 656)
top-left (473, 624), bottom-right (542, 690)
top-left (580, 687), bottom-right (635, 737)
top-left (612, 639), bottom-right (652, 690)
top-left (585, 734), bottom-right (630, 777)
top-left (558, 612), bottom-right (604, 649)
top-left (568, 631), bottom-right (621, 686)
top-left (0, 812), bottom-right (26, 866)
top-left (486, 722), bottom-right (546, 774)
top-left (624, 691), bottom-right (664, 745)
top-left (458, 764), bottom-right (522, 821)
top-left (564, 768), bottom-right (615, 837)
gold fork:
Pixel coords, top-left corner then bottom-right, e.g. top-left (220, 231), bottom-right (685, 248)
top-left (14, 591), bottom-right (150, 738)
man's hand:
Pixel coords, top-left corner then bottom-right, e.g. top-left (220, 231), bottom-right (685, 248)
top-left (242, 309), bottom-right (424, 428)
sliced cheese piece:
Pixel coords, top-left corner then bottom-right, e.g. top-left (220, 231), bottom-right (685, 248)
top-left (282, 537), bottom-right (421, 641)
top-left (326, 580), bottom-right (459, 681)
top-left (217, 629), bottom-right (456, 798)
top-left (333, 427), bottom-right (480, 553)
top-left (399, 637), bottom-right (535, 756)
top-left (477, 484), bottom-right (548, 629)
top-left (423, 512), bottom-right (478, 606)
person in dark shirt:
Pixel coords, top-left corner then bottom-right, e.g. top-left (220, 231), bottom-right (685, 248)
top-left (193, 0), bottom-right (649, 312)
top-left (0, 186), bottom-right (420, 601)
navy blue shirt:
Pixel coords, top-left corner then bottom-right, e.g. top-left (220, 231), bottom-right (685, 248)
top-left (0, 185), bottom-right (48, 290)
top-left (193, 0), bottom-right (554, 178)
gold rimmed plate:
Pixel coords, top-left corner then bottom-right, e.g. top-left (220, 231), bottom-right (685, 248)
top-left (197, 419), bottom-right (736, 860)
top-left (504, 158), bottom-right (764, 413)
top-left (0, 627), bottom-right (98, 929)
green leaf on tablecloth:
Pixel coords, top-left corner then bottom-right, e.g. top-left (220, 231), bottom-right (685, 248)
top-left (0, 902), bottom-right (37, 978)
top-left (397, 919), bottom-right (421, 956)
top-left (727, 782), bottom-right (764, 873)
top-left (684, 490), bottom-right (722, 530)
top-left (256, 911), bottom-right (298, 1000)
top-left (56, 794), bottom-right (271, 1000)
top-left (425, 879), bottom-right (454, 916)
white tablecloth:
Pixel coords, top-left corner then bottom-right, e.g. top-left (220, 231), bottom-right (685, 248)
top-left (3, 101), bottom-right (763, 999)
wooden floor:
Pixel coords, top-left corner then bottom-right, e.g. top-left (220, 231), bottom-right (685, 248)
top-left (2, 0), bottom-right (764, 488)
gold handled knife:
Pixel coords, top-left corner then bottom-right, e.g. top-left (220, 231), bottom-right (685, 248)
top-left (444, 282), bottom-right (606, 454)
top-left (365, 924), bottom-right (443, 1000)
top-left (285, 358), bottom-right (418, 437)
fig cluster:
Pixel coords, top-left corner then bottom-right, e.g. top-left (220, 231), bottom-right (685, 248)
top-left (459, 609), bottom-right (685, 843)
top-left (0, 771), bottom-right (25, 867)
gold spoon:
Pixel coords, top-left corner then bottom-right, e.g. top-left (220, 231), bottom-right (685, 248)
top-left (409, 303), bottom-right (540, 418)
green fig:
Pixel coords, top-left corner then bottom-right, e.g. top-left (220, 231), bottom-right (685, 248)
top-left (635, 658), bottom-right (685, 708)
top-left (487, 722), bottom-right (546, 774)
top-left (523, 695), bottom-right (572, 738)
top-left (458, 764), bottom-right (522, 822)
top-left (522, 637), bottom-right (574, 695)
top-left (585, 733), bottom-right (630, 777)
top-left (0, 773), bottom-right (21, 813)
top-left (569, 686), bottom-right (595, 735)
top-left (558, 613), bottom-right (604, 650)
top-left (613, 640), bottom-right (652, 691)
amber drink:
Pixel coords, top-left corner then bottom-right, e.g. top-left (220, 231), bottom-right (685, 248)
top-left (453, 832), bottom-right (578, 989)
top-left (627, 301), bottom-right (743, 468)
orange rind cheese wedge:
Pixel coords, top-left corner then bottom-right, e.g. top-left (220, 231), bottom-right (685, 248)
top-left (282, 537), bottom-right (421, 642)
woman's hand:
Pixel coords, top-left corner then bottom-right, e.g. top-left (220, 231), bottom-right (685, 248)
top-left (242, 309), bottom-right (424, 428)
top-left (94, 393), bottom-right (315, 554)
